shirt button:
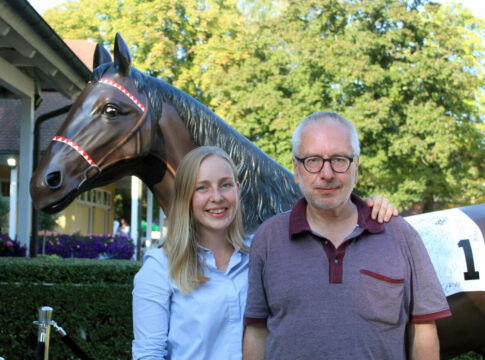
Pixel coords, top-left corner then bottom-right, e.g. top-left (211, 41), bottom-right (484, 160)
top-left (334, 259), bottom-right (339, 264)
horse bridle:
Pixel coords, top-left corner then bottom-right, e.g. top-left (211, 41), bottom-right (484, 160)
top-left (52, 77), bottom-right (149, 189)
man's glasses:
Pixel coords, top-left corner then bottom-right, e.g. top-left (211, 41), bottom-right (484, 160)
top-left (294, 155), bottom-right (354, 173)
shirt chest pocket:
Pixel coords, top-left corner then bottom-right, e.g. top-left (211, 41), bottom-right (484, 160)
top-left (358, 269), bottom-right (405, 325)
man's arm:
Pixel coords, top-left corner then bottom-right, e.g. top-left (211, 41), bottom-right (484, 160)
top-left (243, 323), bottom-right (268, 360)
top-left (407, 321), bottom-right (440, 360)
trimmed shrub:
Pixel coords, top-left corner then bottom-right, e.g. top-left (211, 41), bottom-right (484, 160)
top-left (0, 257), bottom-right (141, 359)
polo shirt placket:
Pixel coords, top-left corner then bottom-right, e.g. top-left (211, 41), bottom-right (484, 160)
top-left (290, 195), bottom-right (384, 284)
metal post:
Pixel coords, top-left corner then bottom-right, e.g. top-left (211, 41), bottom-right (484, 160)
top-left (33, 306), bottom-right (53, 360)
top-left (131, 176), bottom-right (141, 260)
top-left (159, 207), bottom-right (166, 243)
top-left (146, 190), bottom-right (153, 248)
top-left (8, 159), bottom-right (17, 241)
top-left (18, 96), bottom-right (34, 254)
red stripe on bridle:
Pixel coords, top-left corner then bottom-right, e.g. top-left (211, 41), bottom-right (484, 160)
top-left (52, 79), bottom-right (146, 167)
top-left (99, 78), bottom-right (145, 112)
top-left (52, 136), bottom-right (97, 166)
top-left (51, 78), bottom-right (148, 188)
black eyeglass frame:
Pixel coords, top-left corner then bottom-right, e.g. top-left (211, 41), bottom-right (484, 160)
top-left (294, 155), bottom-right (355, 174)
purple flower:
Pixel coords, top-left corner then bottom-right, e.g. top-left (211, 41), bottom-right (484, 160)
top-left (34, 232), bottom-right (134, 259)
top-left (0, 234), bottom-right (27, 257)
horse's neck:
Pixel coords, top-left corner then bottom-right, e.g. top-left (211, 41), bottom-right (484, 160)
top-left (148, 78), bottom-right (228, 147)
top-left (151, 171), bottom-right (175, 214)
top-left (142, 91), bottom-right (196, 214)
top-left (147, 77), bottom-right (302, 230)
top-left (156, 100), bottom-right (196, 168)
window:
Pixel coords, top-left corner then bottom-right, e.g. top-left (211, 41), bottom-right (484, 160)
top-left (1, 180), bottom-right (9, 197)
top-left (77, 189), bottom-right (112, 209)
top-left (76, 189), bottom-right (113, 234)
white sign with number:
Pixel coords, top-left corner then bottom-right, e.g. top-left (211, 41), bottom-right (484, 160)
top-left (405, 208), bottom-right (485, 297)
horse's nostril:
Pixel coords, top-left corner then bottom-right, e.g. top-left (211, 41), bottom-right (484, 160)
top-left (45, 171), bottom-right (63, 190)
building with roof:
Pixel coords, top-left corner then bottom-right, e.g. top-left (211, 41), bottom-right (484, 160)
top-left (0, 0), bottom-right (117, 254)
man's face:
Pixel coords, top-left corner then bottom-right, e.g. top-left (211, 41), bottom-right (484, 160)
top-left (293, 121), bottom-right (359, 213)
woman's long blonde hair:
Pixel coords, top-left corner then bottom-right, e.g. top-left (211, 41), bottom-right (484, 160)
top-left (163, 146), bottom-right (247, 293)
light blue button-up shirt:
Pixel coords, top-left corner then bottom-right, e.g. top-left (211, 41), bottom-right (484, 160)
top-left (132, 239), bottom-right (250, 360)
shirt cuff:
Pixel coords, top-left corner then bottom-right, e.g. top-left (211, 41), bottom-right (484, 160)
top-left (244, 317), bottom-right (268, 325)
top-left (411, 309), bottom-right (452, 323)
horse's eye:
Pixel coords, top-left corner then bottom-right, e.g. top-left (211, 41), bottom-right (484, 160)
top-left (103, 104), bottom-right (119, 117)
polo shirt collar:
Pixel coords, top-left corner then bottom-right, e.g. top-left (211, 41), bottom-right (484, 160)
top-left (289, 193), bottom-right (384, 238)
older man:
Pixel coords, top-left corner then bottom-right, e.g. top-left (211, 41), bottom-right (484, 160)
top-left (243, 112), bottom-right (451, 360)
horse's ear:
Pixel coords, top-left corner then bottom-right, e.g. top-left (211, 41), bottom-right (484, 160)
top-left (114, 32), bottom-right (131, 76)
top-left (93, 44), bottom-right (112, 69)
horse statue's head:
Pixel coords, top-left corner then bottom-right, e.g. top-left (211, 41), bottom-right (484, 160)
top-left (30, 33), bottom-right (299, 229)
top-left (30, 33), bottom-right (181, 213)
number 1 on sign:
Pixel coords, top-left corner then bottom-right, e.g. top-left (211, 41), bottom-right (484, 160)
top-left (458, 239), bottom-right (480, 280)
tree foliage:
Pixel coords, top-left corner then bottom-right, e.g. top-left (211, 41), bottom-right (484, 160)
top-left (38, 210), bottom-right (58, 232)
top-left (44, 0), bottom-right (485, 211)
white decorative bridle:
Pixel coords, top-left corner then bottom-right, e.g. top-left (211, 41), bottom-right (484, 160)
top-left (98, 78), bottom-right (146, 112)
top-left (52, 136), bottom-right (97, 166)
top-left (52, 78), bottom-right (147, 189)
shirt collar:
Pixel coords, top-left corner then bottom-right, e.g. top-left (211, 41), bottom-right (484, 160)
top-left (196, 242), bottom-right (245, 274)
top-left (289, 193), bottom-right (384, 238)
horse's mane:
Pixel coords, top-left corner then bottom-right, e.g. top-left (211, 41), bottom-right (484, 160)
top-left (92, 65), bottom-right (302, 232)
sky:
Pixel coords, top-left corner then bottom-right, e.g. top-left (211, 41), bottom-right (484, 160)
top-left (27, 0), bottom-right (485, 19)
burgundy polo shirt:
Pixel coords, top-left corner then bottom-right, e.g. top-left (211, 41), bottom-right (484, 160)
top-left (244, 194), bottom-right (451, 360)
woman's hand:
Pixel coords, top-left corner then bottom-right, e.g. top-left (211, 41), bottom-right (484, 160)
top-left (365, 195), bottom-right (399, 223)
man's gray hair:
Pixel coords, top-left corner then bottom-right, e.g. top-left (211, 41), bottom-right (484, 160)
top-left (292, 111), bottom-right (361, 156)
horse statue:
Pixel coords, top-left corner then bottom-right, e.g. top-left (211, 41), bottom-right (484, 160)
top-left (30, 33), bottom-right (484, 358)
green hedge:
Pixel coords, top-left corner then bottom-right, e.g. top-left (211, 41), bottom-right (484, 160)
top-left (0, 257), bottom-right (141, 360)
top-left (2, 257), bottom-right (482, 360)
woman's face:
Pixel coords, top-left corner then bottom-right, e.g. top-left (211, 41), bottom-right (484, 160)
top-left (191, 155), bottom-right (240, 236)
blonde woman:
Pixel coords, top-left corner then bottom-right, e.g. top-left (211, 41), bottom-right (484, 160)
top-left (132, 146), bottom-right (396, 359)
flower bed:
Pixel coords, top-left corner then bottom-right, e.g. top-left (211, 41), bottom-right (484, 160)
top-left (0, 234), bottom-right (27, 257)
top-left (0, 231), bottom-right (134, 259)
top-left (37, 230), bottom-right (135, 259)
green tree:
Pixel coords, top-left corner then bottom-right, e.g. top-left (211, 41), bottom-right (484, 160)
top-left (44, 0), bottom-right (244, 93)
top-left (38, 210), bottom-right (58, 232)
top-left (114, 188), bottom-right (131, 220)
top-left (45, 0), bottom-right (485, 212)
top-left (189, 0), bottom-right (485, 211)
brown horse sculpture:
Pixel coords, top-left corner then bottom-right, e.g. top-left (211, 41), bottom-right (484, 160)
top-left (30, 33), bottom-right (484, 358)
